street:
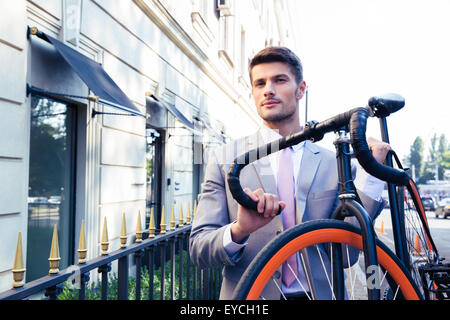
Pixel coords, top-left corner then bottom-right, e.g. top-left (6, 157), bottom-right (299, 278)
top-left (374, 208), bottom-right (450, 262)
top-left (341, 208), bottom-right (450, 299)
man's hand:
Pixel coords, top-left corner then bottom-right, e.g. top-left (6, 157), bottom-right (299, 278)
top-left (230, 188), bottom-right (285, 244)
top-left (367, 136), bottom-right (391, 164)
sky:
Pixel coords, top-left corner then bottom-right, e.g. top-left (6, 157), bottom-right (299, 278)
top-left (286, 0), bottom-right (450, 162)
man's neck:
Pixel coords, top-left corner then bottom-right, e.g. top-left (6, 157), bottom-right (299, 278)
top-left (263, 121), bottom-right (301, 137)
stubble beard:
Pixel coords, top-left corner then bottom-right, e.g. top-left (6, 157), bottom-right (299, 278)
top-left (258, 88), bottom-right (301, 124)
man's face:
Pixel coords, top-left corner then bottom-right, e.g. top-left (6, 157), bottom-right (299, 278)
top-left (251, 62), bottom-right (305, 125)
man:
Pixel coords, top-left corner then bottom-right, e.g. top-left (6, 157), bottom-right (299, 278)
top-left (189, 47), bottom-right (389, 299)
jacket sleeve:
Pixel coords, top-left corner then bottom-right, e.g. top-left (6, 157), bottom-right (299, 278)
top-left (189, 149), bottom-right (238, 269)
top-left (352, 160), bottom-right (385, 221)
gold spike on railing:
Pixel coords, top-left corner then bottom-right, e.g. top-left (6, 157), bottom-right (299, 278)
top-left (170, 204), bottom-right (176, 231)
top-left (78, 219), bottom-right (87, 264)
top-left (160, 205), bottom-right (166, 234)
top-left (193, 200), bottom-right (197, 218)
top-left (135, 210), bottom-right (143, 243)
top-left (12, 232), bottom-right (25, 288)
top-left (48, 225), bottom-right (60, 274)
top-left (186, 201), bottom-right (191, 225)
top-left (101, 216), bottom-right (109, 255)
top-left (120, 212), bottom-right (127, 248)
top-left (149, 207), bottom-right (156, 238)
top-left (178, 203), bottom-right (184, 227)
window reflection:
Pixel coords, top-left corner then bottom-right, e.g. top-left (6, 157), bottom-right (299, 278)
top-left (26, 95), bottom-right (76, 282)
top-left (145, 128), bottom-right (162, 229)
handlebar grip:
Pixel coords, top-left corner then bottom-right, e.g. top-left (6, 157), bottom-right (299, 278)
top-left (227, 164), bottom-right (283, 215)
top-left (227, 170), bottom-right (258, 212)
top-left (349, 109), bottom-right (410, 185)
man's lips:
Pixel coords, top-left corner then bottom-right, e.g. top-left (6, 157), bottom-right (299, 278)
top-left (261, 100), bottom-right (280, 107)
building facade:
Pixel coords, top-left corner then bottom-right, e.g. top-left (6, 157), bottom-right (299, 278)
top-left (0, 0), bottom-right (295, 291)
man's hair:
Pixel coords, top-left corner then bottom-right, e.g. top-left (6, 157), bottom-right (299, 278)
top-left (249, 46), bottom-right (303, 84)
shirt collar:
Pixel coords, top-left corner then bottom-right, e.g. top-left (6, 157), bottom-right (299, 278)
top-left (259, 125), bottom-right (305, 152)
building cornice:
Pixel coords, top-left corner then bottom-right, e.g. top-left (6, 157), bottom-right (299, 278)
top-left (133, 0), bottom-right (259, 125)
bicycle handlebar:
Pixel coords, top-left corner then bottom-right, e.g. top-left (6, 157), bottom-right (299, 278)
top-left (227, 94), bottom-right (410, 214)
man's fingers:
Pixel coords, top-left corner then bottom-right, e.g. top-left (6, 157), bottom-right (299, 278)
top-left (263, 194), bottom-right (275, 218)
top-left (254, 189), bottom-right (265, 213)
top-left (243, 188), bottom-right (260, 204)
top-left (243, 188), bottom-right (285, 217)
top-left (278, 201), bottom-right (286, 212)
top-left (244, 188), bottom-right (265, 213)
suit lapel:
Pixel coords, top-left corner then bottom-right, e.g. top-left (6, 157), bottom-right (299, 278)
top-left (296, 141), bottom-right (321, 223)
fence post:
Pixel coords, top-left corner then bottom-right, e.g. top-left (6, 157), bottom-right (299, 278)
top-left (147, 245), bottom-right (155, 300)
top-left (78, 272), bottom-right (90, 300)
top-left (169, 206), bottom-right (176, 299)
top-left (159, 240), bottom-right (167, 300)
top-left (98, 263), bottom-right (111, 300)
top-left (160, 208), bottom-right (167, 300)
top-left (118, 213), bottom-right (129, 300)
top-left (117, 255), bottom-right (129, 300)
top-left (148, 207), bottom-right (156, 300)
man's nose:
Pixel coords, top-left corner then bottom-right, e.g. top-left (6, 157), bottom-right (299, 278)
top-left (263, 81), bottom-right (275, 97)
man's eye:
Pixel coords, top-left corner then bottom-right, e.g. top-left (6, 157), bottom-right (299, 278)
top-left (276, 78), bottom-right (287, 82)
top-left (254, 82), bottom-right (265, 87)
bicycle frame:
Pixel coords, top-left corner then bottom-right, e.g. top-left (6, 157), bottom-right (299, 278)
top-left (329, 127), bottom-right (380, 300)
top-left (378, 117), bottom-right (410, 269)
top-left (329, 119), bottom-right (437, 300)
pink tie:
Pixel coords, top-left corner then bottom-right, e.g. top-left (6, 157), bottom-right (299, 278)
top-left (277, 147), bottom-right (298, 287)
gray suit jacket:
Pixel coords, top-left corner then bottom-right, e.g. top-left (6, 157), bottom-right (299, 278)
top-left (189, 130), bottom-right (384, 299)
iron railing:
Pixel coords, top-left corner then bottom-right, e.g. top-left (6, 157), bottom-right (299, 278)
top-left (0, 204), bottom-right (222, 300)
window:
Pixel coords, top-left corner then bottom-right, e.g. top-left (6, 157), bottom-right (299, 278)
top-left (145, 128), bottom-right (164, 229)
top-left (26, 95), bottom-right (77, 282)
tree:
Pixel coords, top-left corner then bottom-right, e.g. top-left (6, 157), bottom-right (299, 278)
top-left (409, 136), bottom-right (424, 181)
top-left (438, 134), bottom-right (448, 180)
top-left (423, 133), bottom-right (440, 182)
top-left (442, 151), bottom-right (450, 170)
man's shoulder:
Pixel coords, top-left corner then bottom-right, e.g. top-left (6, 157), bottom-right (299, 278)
top-left (206, 131), bottom-right (260, 165)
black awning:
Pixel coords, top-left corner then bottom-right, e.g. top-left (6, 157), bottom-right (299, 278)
top-left (28, 27), bottom-right (144, 117)
top-left (146, 95), bottom-right (198, 133)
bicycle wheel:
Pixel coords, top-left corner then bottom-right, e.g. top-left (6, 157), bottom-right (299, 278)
top-left (401, 179), bottom-right (440, 299)
top-left (232, 219), bottom-right (422, 300)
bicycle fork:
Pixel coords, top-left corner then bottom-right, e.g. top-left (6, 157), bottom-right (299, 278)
top-left (330, 129), bottom-right (381, 300)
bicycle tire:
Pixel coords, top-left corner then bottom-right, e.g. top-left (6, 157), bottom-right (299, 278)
top-left (399, 179), bottom-right (440, 299)
top-left (383, 151), bottom-right (440, 299)
top-left (232, 219), bottom-right (422, 300)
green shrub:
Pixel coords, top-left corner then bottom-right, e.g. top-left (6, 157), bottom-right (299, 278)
top-left (57, 251), bottom-right (216, 300)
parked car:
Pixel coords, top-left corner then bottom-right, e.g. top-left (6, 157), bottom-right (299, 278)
top-left (421, 196), bottom-right (437, 211)
top-left (27, 197), bottom-right (48, 204)
top-left (435, 198), bottom-right (450, 219)
top-left (48, 195), bottom-right (62, 204)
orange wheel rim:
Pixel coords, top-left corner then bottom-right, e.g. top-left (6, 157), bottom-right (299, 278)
top-left (246, 228), bottom-right (420, 300)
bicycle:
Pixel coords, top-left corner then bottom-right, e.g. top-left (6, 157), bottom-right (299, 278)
top-left (227, 93), bottom-right (450, 300)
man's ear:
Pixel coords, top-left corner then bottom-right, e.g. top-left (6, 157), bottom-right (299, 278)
top-left (296, 81), bottom-right (307, 100)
